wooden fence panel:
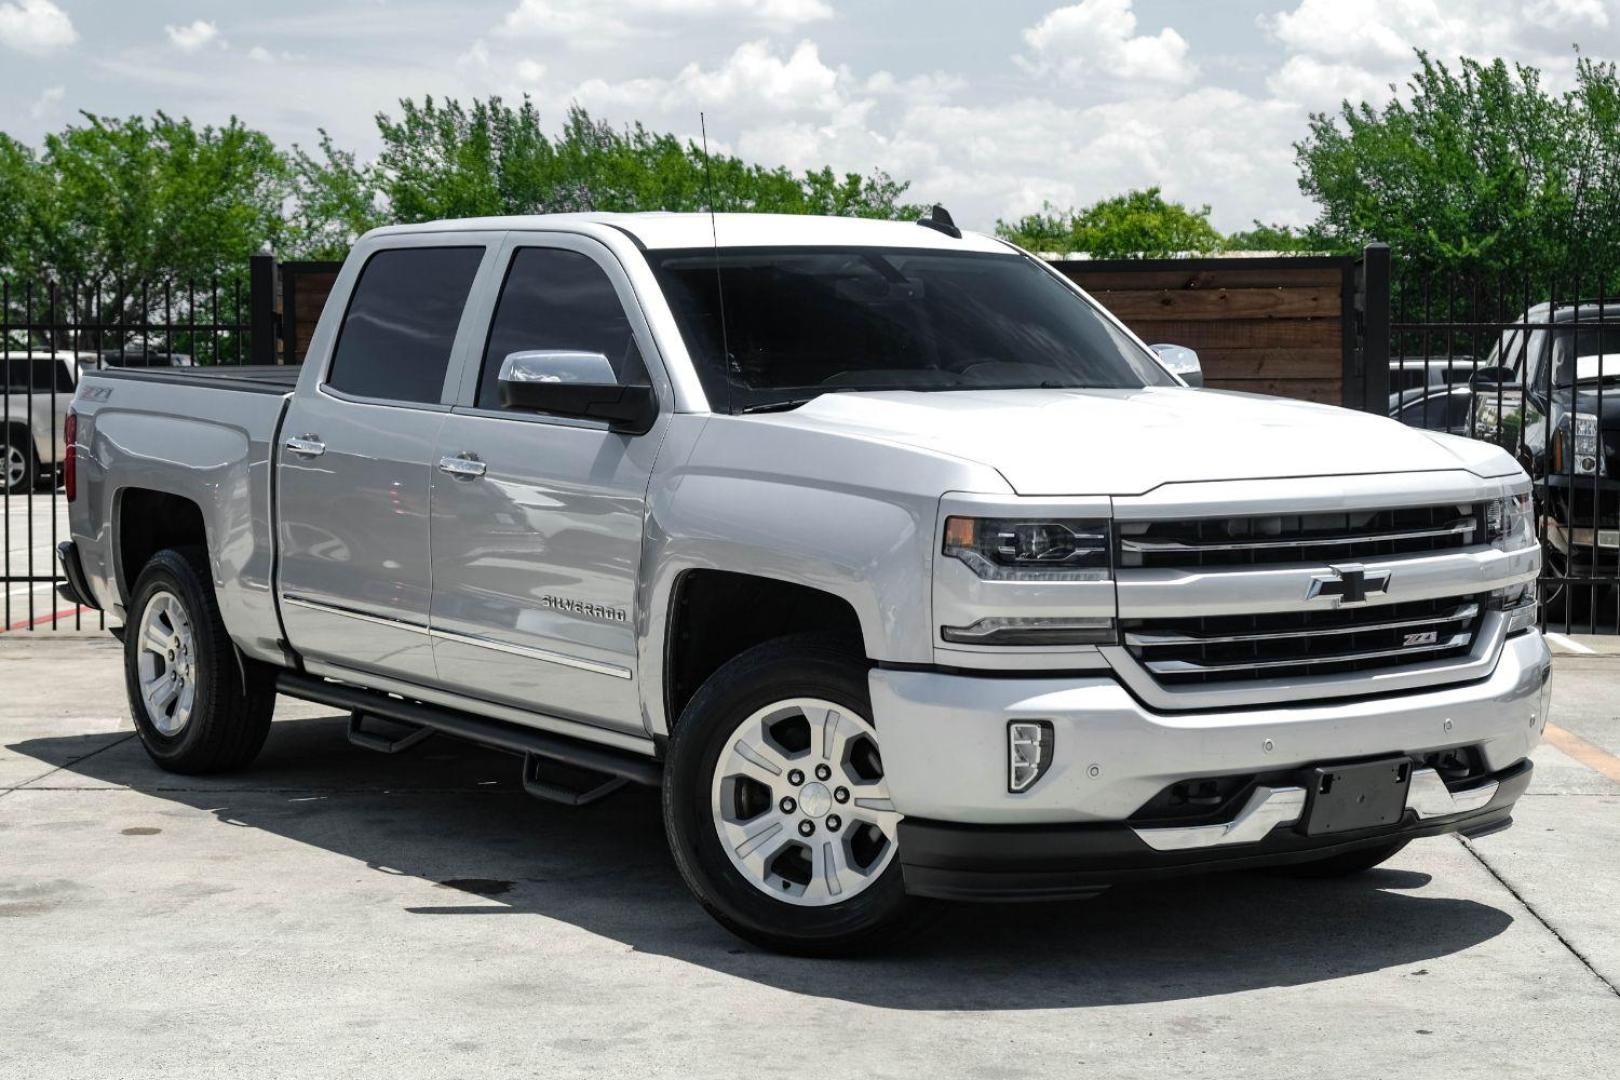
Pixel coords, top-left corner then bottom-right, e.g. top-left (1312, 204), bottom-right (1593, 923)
top-left (1053, 256), bottom-right (1358, 407)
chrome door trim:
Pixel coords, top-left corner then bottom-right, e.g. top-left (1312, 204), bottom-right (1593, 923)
top-left (428, 625), bottom-right (632, 680)
top-left (282, 593), bottom-right (430, 634)
top-left (302, 659), bottom-right (655, 756)
top-left (282, 593), bottom-right (632, 680)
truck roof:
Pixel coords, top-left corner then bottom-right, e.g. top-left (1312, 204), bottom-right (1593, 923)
top-left (363, 212), bottom-right (1011, 254)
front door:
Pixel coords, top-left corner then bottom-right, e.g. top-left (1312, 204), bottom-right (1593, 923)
top-left (277, 240), bottom-right (490, 682)
top-left (428, 236), bottom-right (668, 735)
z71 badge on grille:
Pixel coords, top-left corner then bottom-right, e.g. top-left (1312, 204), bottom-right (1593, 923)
top-left (1403, 631), bottom-right (1439, 647)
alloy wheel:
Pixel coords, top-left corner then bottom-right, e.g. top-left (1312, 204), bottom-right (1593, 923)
top-left (709, 697), bottom-right (900, 906)
top-left (136, 590), bottom-right (199, 736)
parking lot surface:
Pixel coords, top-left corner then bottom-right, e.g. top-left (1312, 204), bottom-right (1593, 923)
top-left (3, 634), bottom-right (1618, 1079)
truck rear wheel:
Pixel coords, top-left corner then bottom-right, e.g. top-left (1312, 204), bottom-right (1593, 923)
top-left (123, 547), bottom-right (274, 774)
top-left (662, 636), bottom-right (926, 955)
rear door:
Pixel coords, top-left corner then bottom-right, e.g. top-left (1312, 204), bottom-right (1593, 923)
top-left (427, 234), bottom-right (670, 735)
top-left (277, 237), bottom-right (497, 682)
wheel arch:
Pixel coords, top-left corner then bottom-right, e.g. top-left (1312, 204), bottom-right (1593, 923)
top-left (659, 569), bottom-right (866, 733)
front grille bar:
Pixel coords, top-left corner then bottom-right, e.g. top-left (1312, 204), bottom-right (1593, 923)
top-left (1124, 602), bottom-right (1480, 647)
top-left (1142, 632), bottom-right (1475, 675)
top-left (1119, 518), bottom-right (1476, 554)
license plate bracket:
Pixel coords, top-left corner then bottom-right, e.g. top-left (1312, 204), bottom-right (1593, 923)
top-left (1302, 758), bottom-right (1412, 836)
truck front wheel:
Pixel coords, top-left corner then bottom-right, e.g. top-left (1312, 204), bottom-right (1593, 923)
top-left (662, 636), bottom-right (926, 955)
top-left (123, 548), bottom-right (274, 774)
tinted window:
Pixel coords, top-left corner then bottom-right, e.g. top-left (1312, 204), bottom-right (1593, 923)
top-left (1, 357), bottom-right (73, 393)
top-left (477, 248), bottom-right (642, 409)
top-left (651, 247), bottom-right (1174, 413)
top-left (328, 247), bottom-right (483, 404)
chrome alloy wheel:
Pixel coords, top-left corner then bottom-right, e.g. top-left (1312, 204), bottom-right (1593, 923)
top-left (136, 590), bottom-right (198, 736)
top-left (3, 443), bottom-right (26, 491)
top-left (710, 697), bottom-right (900, 907)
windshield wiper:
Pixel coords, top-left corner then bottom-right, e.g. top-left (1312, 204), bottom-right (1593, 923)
top-left (740, 397), bottom-right (814, 414)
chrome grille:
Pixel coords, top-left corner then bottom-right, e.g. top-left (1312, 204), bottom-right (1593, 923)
top-left (1121, 596), bottom-right (1486, 686)
top-left (1118, 504), bottom-right (1479, 569)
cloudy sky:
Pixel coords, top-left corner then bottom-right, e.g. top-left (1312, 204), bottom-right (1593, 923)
top-left (1, 0), bottom-right (1615, 231)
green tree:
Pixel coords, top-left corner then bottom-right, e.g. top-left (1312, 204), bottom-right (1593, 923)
top-left (9, 112), bottom-right (289, 284)
top-left (1221, 220), bottom-right (1340, 253)
top-left (995, 188), bottom-right (1225, 257)
top-left (287, 130), bottom-right (387, 260)
top-left (1295, 52), bottom-right (1620, 279)
top-left (369, 97), bottom-right (926, 222)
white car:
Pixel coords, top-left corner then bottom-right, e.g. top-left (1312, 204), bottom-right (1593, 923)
top-left (2, 352), bottom-right (84, 493)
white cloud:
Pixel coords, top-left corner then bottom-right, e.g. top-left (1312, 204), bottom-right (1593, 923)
top-left (166, 19), bottom-right (222, 53)
top-left (1259, 0), bottom-right (1616, 108)
top-left (28, 82), bottom-right (63, 118)
top-left (0, 0), bottom-right (76, 55)
top-left (502, 0), bottom-right (829, 47)
top-left (1019, 0), bottom-right (1194, 86)
top-left (248, 45), bottom-right (275, 63)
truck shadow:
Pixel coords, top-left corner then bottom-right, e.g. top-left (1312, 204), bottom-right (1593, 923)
top-left (9, 714), bottom-right (1515, 1011)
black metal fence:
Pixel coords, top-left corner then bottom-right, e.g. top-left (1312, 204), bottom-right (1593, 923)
top-left (1390, 265), bottom-right (1620, 634)
top-left (1, 267), bottom-right (269, 631)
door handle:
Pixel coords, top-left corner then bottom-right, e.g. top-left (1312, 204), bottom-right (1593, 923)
top-left (285, 435), bottom-right (326, 458)
top-left (438, 454), bottom-right (487, 479)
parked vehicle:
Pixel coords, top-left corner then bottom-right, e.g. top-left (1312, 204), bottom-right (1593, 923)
top-left (60, 213), bottom-right (1550, 954)
top-left (1473, 302), bottom-right (1620, 600)
top-left (1389, 355), bottom-right (1478, 398)
top-left (2, 352), bottom-right (82, 493)
top-left (1391, 384), bottom-right (1477, 435)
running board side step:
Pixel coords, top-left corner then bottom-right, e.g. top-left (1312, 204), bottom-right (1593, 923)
top-left (522, 754), bottom-right (629, 806)
top-left (348, 712), bottom-right (435, 754)
top-left (275, 672), bottom-right (663, 788)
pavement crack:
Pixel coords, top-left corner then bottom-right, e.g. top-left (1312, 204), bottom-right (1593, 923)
top-left (1459, 834), bottom-right (1620, 1000)
top-left (0, 733), bottom-right (137, 801)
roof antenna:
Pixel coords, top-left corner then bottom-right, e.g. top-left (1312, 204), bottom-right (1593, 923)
top-left (916, 203), bottom-right (962, 239)
top-left (699, 112), bottom-right (734, 414)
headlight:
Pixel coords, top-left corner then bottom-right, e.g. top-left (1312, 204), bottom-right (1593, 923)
top-left (1485, 492), bottom-right (1534, 551)
top-left (943, 516), bottom-right (1111, 581)
top-left (1552, 412), bottom-right (1605, 476)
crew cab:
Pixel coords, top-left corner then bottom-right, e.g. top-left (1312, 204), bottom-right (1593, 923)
top-left (59, 213), bottom-right (1551, 954)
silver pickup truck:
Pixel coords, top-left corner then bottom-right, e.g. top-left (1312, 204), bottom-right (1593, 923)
top-left (59, 213), bottom-right (1551, 954)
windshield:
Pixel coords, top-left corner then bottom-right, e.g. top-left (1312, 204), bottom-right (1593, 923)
top-left (1548, 324), bottom-right (1620, 388)
top-left (650, 247), bottom-right (1175, 412)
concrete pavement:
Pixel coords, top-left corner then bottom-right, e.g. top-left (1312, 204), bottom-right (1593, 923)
top-left (2, 634), bottom-right (1618, 1079)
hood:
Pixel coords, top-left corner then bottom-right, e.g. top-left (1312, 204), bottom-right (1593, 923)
top-left (760, 387), bottom-right (1519, 495)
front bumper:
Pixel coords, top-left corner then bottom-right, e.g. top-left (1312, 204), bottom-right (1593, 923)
top-left (870, 629), bottom-right (1551, 899)
top-left (899, 760), bottom-right (1531, 901)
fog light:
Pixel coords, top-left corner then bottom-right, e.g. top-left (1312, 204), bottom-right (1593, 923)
top-left (1008, 720), bottom-right (1055, 793)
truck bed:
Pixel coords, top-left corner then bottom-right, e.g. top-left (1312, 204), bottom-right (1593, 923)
top-left (91, 365), bottom-right (301, 394)
top-left (71, 363), bottom-right (295, 664)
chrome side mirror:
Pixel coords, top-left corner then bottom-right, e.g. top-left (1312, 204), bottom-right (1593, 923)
top-left (498, 349), bottom-right (619, 386)
top-left (497, 350), bottom-right (657, 434)
top-left (1151, 344), bottom-right (1203, 388)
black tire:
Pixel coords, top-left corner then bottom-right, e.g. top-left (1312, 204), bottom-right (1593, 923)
top-left (1276, 839), bottom-right (1409, 880)
top-left (123, 547), bottom-right (275, 774)
top-left (662, 635), bottom-right (929, 956)
top-left (2, 427), bottom-right (35, 495)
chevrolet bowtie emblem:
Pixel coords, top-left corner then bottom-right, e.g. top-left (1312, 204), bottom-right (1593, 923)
top-left (1306, 564), bottom-right (1391, 606)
